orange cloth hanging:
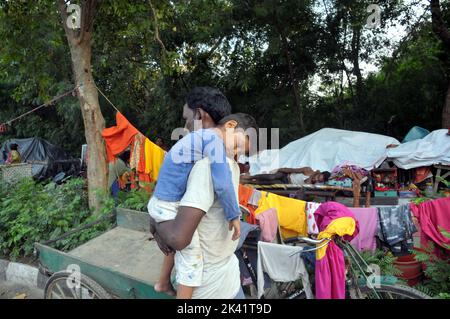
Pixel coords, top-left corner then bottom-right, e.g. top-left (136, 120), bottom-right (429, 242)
top-left (102, 112), bottom-right (139, 162)
top-left (239, 184), bottom-right (258, 224)
top-left (102, 112), bottom-right (165, 191)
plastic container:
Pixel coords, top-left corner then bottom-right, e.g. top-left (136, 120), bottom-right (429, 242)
top-left (402, 126), bottom-right (430, 143)
top-left (399, 191), bottom-right (417, 198)
top-left (375, 190), bottom-right (398, 197)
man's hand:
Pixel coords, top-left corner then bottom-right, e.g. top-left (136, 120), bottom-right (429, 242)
top-left (153, 231), bottom-right (174, 256)
top-left (149, 216), bottom-right (174, 255)
top-left (229, 218), bottom-right (241, 241)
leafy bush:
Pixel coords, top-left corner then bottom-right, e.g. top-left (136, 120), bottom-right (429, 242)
top-left (117, 183), bottom-right (154, 212)
top-left (414, 231), bottom-right (450, 299)
top-left (0, 178), bottom-right (114, 260)
top-left (358, 249), bottom-right (403, 277)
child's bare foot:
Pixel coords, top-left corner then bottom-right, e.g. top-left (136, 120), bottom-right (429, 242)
top-left (154, 281), bottom-right (176, 296)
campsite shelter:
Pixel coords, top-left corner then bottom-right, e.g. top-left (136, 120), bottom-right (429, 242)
top-left (0, 137), bottom-right (80, 181)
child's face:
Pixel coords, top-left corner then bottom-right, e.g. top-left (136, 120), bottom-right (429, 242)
top-left (223, 129), bottom-right (249, 159)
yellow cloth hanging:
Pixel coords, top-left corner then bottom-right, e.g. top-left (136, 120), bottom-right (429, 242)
top-left (144, 138), bottom-right (166, 181)
top-left (255, 191), bottom-right (307, 239)
top-left (316, 217), bottom-right (357, 260)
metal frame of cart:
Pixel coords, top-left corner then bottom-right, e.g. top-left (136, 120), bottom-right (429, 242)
top-left (35, 208), bottom-right (173, 299)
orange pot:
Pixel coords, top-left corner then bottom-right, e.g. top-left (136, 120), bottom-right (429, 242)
top-left (394, 254), bottom-right (423, 287)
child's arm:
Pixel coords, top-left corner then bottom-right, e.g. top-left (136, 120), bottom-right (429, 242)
top-left (202, 134), bottom-right (241, 222)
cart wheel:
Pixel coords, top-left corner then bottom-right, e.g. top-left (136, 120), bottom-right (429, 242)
top-left (44, 271), bottom-right (111, 299)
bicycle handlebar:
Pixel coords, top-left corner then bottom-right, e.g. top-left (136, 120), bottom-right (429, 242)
top-left (283, 236), bottom-right (331, 245)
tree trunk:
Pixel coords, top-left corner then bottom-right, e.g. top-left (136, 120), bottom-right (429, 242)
top-left (351, 25), bottom-right (364, 125)
top-left (443, 82), bottom-right (450, 128)
top-left (430, 0), bottom-right (450, 128)
top-left (351, 26), bottom-right (363, 97)
top-left (58, 0), bottom-right (108, 213)
top-left (279, 30), bottom-right (306, 134)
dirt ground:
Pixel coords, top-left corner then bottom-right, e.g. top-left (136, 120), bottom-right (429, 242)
top-left (0, 281), bottom-right (43, 299)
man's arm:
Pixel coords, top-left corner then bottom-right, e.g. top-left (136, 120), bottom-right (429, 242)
top-left (277, 167), bottom-right (316, 175)
top-left (151, 206), bottom-right (205, 251)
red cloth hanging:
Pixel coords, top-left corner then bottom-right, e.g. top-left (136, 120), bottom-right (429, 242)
top-left (102, 112), bottom-right (139, 162)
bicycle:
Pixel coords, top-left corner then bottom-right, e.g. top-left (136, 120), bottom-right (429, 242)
top-left (237, 211), bottom-right (431, 299)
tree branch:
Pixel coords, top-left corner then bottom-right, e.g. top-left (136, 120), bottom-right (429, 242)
top-left (148, 0), bottom-right (167, 57)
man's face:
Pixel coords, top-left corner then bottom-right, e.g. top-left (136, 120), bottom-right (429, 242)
top-left (183, 103), bottom-right (205, 132)
top-left (183, 103), bottom-right (196, 132)
top-left (311, 173), bottom-right (324, 184)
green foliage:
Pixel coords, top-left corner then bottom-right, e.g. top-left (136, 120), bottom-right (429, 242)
top-left (358, 249), bottom-right (403, 277)
top-left (411, 197), bottom-right (434, 205)
top-left (0, 0), bottom-right (447, 155)
top-left (413, 241), bottom-right (450, 298)
top-left (117, 185), bottom-right (154, 212)
top-left (436, 176), bottom-right (450, 189)
top-left (0, 178), bottom-right (114, 260)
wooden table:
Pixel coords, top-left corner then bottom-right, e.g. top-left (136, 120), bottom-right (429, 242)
top-left (433, 165), bottom-right (450, 193)
top-left (247, 183), bottom-right (370, 207)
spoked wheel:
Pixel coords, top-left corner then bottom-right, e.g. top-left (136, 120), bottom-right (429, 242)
top-left (263, 280), bottom-right (307, 299)
top-left (44, 271), bottom-right (111, 299)
top-left (359, 284), bottom-right (432, 299)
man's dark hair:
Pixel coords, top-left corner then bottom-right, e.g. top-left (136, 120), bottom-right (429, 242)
top-left (186, 87), bottom-right (232, 123)
top-left (9, 143), bottom-right (18, 151)
top-left (218, 113), bottom-right (259, 132)
top-left (322, 171), bottom-right (331, 182)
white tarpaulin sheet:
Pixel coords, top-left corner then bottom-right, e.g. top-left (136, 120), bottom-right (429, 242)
top-left (386, 129), bottom-right (450, 169)
top-left (248, 128), bottom-right (400, 175)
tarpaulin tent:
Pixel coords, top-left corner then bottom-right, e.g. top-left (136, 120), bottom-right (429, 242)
top-left (0, 137), bottom-right (80, 181)
top-left (386, 129), bottom-right (450, 169)
top-left (248, 128), bottom-right (400, 175)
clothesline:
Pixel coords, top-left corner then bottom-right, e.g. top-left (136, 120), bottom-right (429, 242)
top-left (94, 82), bottom-right (121, 113)
top-left (0, 82), bottom-right (121, 128)
top-left (0, 85), bottom-right (81, 127)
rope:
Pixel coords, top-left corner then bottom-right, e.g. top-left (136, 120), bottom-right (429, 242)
top-left (94, 83), bottom-right (121, 113)
top-left (0, 82), bottom-right (120, 128)
top-left (1, 82), bottom-right (128, 132)
top-left (0, 85), bottom-right (81, 127)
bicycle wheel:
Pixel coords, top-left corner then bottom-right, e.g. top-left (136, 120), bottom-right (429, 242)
top-left (44, 271), bottom-right (112, 299)
top-left (263, 280), bottom-right (307, 299)
top-left (360, 284), bottom-right (432, 299)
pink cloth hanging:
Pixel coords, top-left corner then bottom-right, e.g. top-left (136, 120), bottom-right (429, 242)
top-left (349, 207), bottom-right (378, 252)
top-left (314, 202), bottom-right (359, 299)
top-left (255, 208), bottom-right (278, 243)
top-left (410, 197), bottom-right (450, 258)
